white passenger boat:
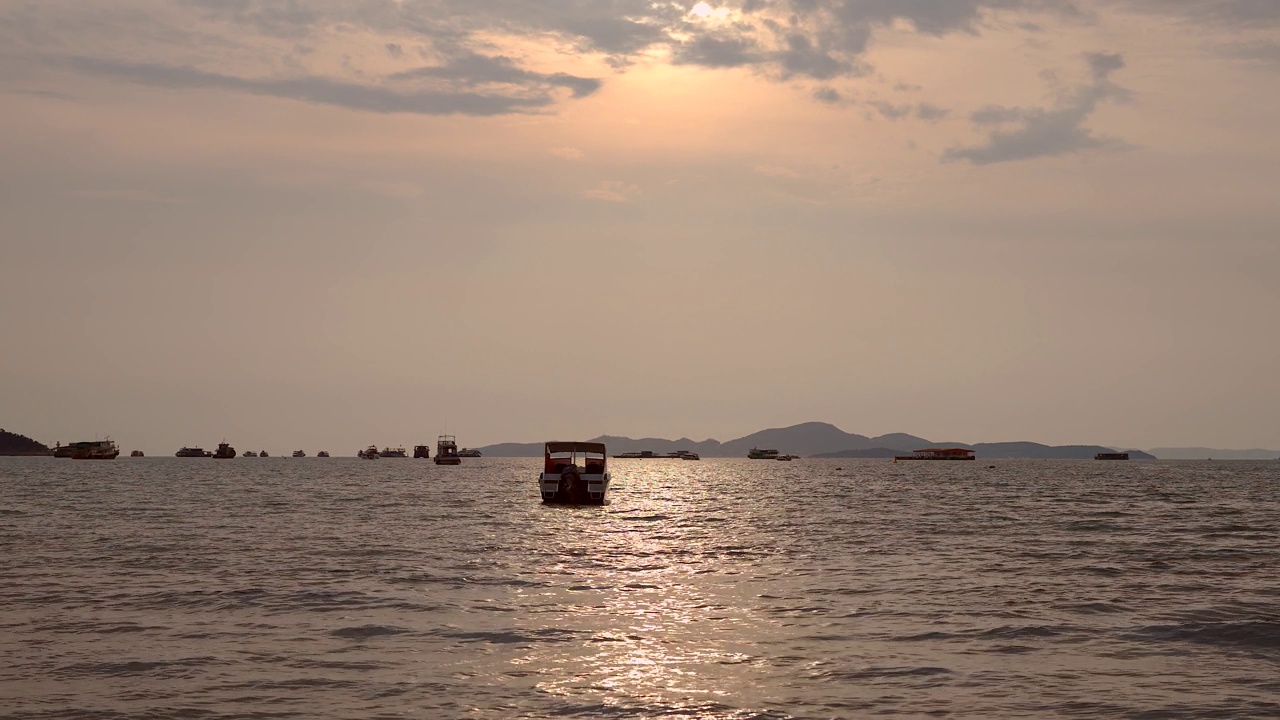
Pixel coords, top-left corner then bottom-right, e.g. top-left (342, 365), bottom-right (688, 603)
top-left (539, 441), bottom-right (610, 505)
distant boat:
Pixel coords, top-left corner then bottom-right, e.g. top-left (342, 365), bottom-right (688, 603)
top-left (243, 450), bottom-right (258, 457)
top-left (748, 447), bottom-right (780, 460)
top-left (292, 450), bottom-right (306, 458)
top-left (358, 446), bottom-right (379, 459)
top-left (380, 447), bottom-right (407, 458)
top-left (681, 452), bottom-right (700, 460)
top-left (213, 442), bottom-right (236, 459)
top-left (71, 439), bottom-right (119, 460)
top-left (413, 444), bottom-right (430, 459)
top-left (457, 448), bottom-right (482, 457)
top-left (1095, 452), bottom-right (1130, 460)
top-left (776, 454), bottom-right (795, 461)
top-left (130, 450), bottom-right (144, 457)
top-left (176, 446), bottom-right (213, 458)
top-left (434, 435), bottom-right (461, 465)
top-left (317, 451), bottom-right (330, 458)
top-left (259, 450), bottom-right (269, 457)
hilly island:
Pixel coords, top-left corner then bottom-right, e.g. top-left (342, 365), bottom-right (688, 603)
top-left (474, 422), bottom-right (1158, 459)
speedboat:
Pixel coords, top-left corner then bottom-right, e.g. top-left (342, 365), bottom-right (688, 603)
top-left (539, 441), bottom-right (610, 505)
top-left (434, 435), bottom-right (461, 465)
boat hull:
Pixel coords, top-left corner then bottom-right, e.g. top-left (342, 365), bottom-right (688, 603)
top-left (539, 472), bottom-right (609, 505)
top-left (434, 456), bottom-right (461, 465)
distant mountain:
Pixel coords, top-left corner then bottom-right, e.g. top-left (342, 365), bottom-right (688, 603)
top-left (473, 422), bottom-right (1159, 459)
top-left (812, 447), bottom-right (903, 459)
top-left (1148, 447), bottom-right (1280, 460)
top-left (0, 429), bottom-right (52, 456)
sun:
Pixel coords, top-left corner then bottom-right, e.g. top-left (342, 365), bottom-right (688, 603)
top-left (690, 2), bottom-right (713, 18)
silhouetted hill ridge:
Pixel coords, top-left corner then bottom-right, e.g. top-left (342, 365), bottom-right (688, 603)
top-left (473, 423), bottom-right (1158, 459)
top-left (0, 429), bottom-right (52, 456)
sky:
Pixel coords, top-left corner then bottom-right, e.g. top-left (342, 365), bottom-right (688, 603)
top-left (2, 0), bottom-right (1279, 454)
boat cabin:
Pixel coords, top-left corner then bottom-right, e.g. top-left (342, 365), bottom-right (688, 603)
top-left (545, 441), bottom-right (607, 475)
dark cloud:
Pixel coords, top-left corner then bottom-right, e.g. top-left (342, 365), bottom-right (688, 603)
top-left (1221, 40), bottom-right (1280, 65)
top-left (813, 86), bottom-right (844, 103)
top-left (390, 53), bottom-right (601, 98)
top-left (672, 34), bottom-right (763, 68)
top-left (57, 56), bottom-right (577, 116)
top-left (867, 99), bottom-right (951, 121)
top-left (1108, 0), bottom-right (1280, 26)
top-left (943, 53), bottom-right (1131, 164)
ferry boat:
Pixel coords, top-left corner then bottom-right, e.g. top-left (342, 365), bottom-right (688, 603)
top-left (292, 450), bottom-right (306, 458)
top-left (380, 447), bottom-right (407, 458)
top-left (176, 446), bottom-right (213, 458)
top-left (539, 441), bottom-right (610, 505)
top-left (413, 445), bottom-right (430, 458)
top-left (213, 442), bottom-right (236, 459)
top-left (894, 448), bottom-right (975, 461)
top-left (457, 448), bottom-right (482, 457)
top-left (1095, 452), bottom-right (1130, 460)
top-left (434, 435), bottom-right (461, 465)
top-left (130, 450), bottom-right (144, 457)
top-left (358, 446), bottom-right (379, 459)
top-left (71, 439), bottom-right (120, 460)
top-left (317, 451), bottom-right (330, 458)
top-left (243, 450), bottom-right (258, 457)
top-left (748, 447), bottom-right (780, 459)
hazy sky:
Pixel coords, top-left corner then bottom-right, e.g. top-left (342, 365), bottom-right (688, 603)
top-left (3, 0), bottom-right (1278, 454)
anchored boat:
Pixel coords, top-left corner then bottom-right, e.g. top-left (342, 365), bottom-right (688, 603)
top-left (434, 435), bottom-right (461, 465)
top-left (539, 441), bottom-right (610, 505)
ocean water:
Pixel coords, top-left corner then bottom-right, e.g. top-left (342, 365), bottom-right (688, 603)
top-left (1, 457), bottom-right (1277, 719)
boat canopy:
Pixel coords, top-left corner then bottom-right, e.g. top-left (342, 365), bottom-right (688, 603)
top-left (546, 441), bottom-right (606, 455)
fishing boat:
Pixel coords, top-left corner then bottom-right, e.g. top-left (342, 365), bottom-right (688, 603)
top-left (71, 439), bottom-right (120, 460)
top-left (748, 447), bottom-right (780, 460)
top-left (539, 441), bottom-right (610, 505)
top-left (380, 447), bottom-right (407, 458)
top-left (358, 446), bottom-right (379, 459)
top-left (176, 446), bottom-right (213, 458)
top-left (413, 445), bottom-right (430, 458)
top-left (434, 435), bottom-right (461, 465)
top-left (292, 450), bottom-right (306, 458)
top-left (213, 442), bottom-right (236, 459)
top-left (317, 451), bottom-right (330, 457)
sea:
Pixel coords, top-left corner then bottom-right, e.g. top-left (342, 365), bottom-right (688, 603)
top-left (1, 457), bottom-right (1277, 719)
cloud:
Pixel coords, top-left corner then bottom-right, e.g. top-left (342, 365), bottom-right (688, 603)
top-left (943, 52), bottom-right (1132, 165)
top-left (583, 180), bottom-right (640, 202)
top-left (390, 53), bottom-right (601, 99)
top-left (549, 146), bottom-right (585, 160)
top-left (867, 100), bottom-right (951, 121)
top-left (55, 54), bottom-right (599, 116)
top-left (1221, 40), bottom-right (1280, 66)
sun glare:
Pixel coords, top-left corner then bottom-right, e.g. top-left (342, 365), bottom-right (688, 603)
top-left (690, 2), bottom-right (713, 18)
